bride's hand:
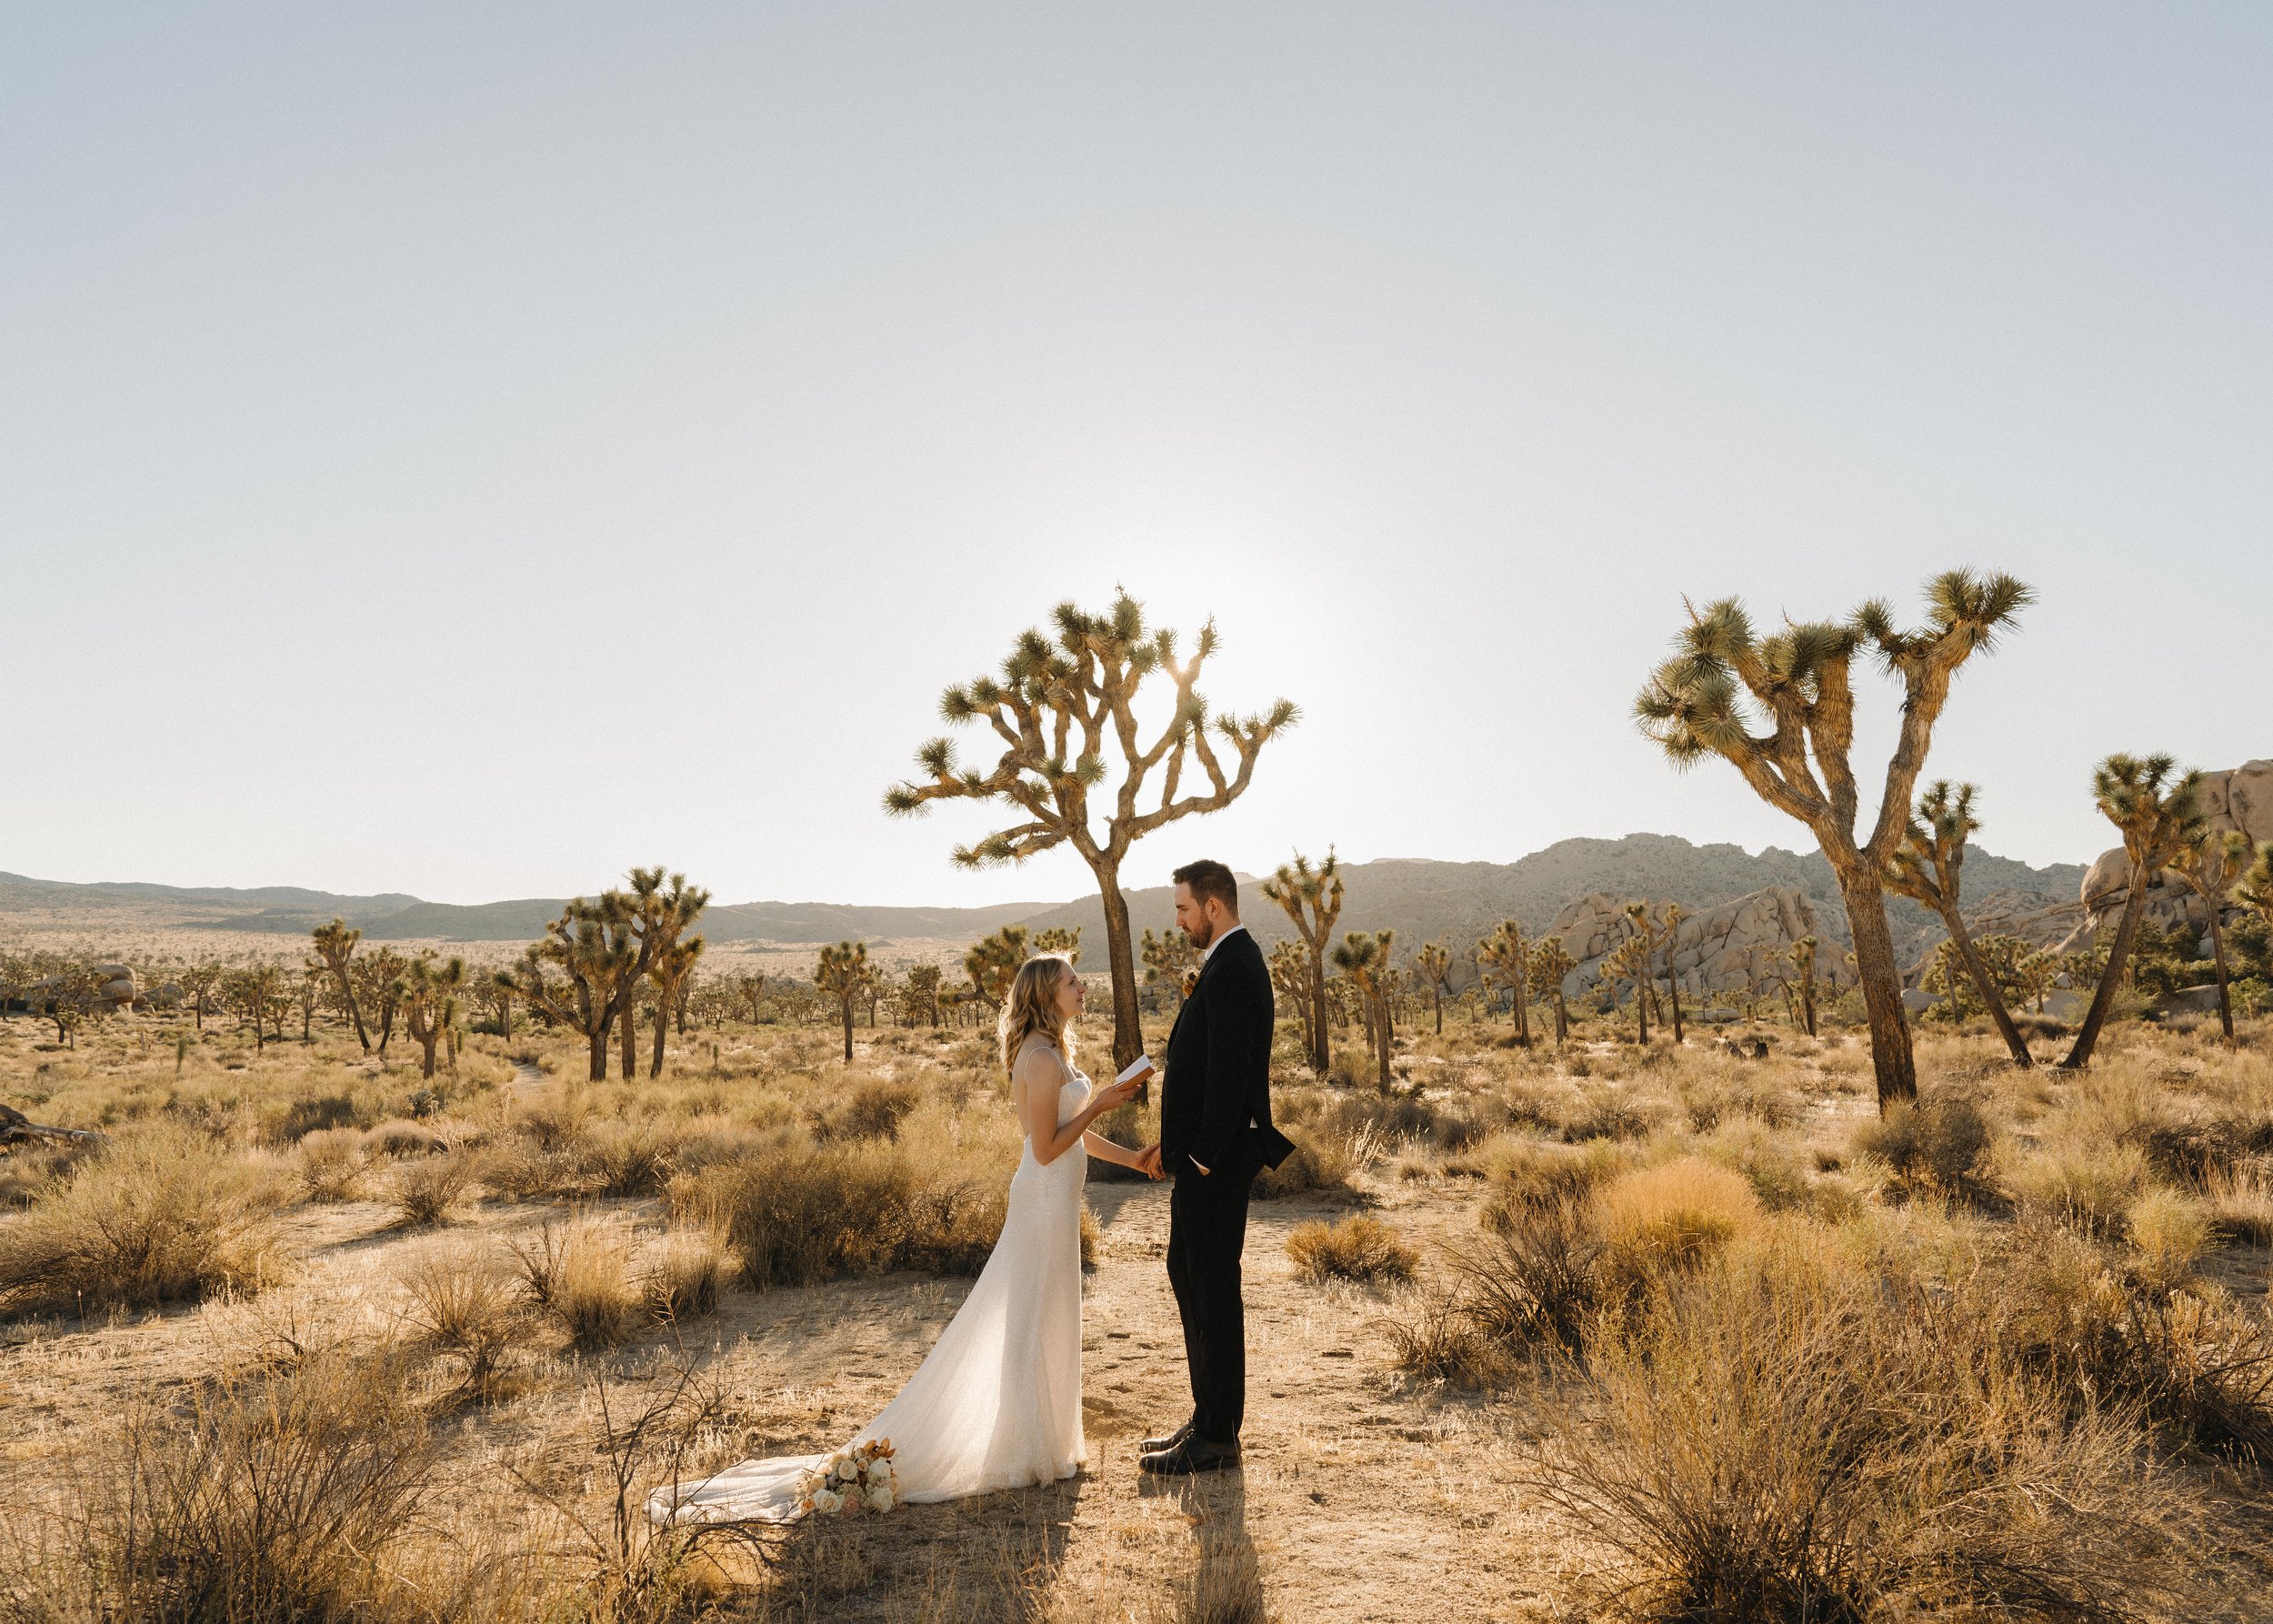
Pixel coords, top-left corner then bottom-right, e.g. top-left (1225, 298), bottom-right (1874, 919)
top-left (1094, 1076), bottom-right (1143, 1111)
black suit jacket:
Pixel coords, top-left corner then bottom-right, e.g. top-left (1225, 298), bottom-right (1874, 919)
top-left (1159, 927), bottom-right (1285, 1179)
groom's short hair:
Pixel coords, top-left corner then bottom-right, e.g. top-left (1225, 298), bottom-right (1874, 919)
top-left (1172, 859), bottom-right (1239, 917)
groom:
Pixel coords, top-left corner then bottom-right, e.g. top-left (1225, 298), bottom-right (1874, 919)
top-left (1136, 858), bottom-right (1293, 1476)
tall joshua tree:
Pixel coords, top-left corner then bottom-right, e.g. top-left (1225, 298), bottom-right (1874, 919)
top-left (1659, 903), bottom-right (1687, 1044)
top-left (1033, 927), bottom-right (1082, 964)
top-left (1477, 921), bottom-right (1530, 1043)
top-left (1884, 781), bottom-right (2033, 1068)
top-left (614, 870), bottom-right (710, 1081)
top-left (2061, 754), bottom-right (2205, 1071)
top-left (399, 952), bottom-right (466, 1080)
top-left (965, 925), bottom-right (1030, 1013)
top-left (648, 936), bottom-right (706, 1077)
top-left (311, 918), bottom-right (371, 1051)
top-left (1787, 937), bottom-right (1819, 1038)
top-left (2168, 828), bottom-right (2248, 1044)
top-left (1413, 941), bottom-right (1452, 1035)
top-left (1529, 937), bottom-right (1575, 1042)
top-left (815, 940), bottom-right (874, 1064)
top-left (1330, 928), bottom-right (1397, 1091)
top-left (1266, 940), bottom-right (1311, 1054)
top-left (1143, 926), bottom-right (1201, 1012)
top-left (886, 592), bottom-right (1296, 1075)
top-left (1262, 848), bottom-right (1343, 1074)
top-left (1635, 569), bottom-right (2032, 1109)
top-left (1621, 903), bottom-right (1662, 1042)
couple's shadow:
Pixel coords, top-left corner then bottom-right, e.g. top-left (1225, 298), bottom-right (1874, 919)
top-left (1138, 1471), bottom-right (1263, 1619)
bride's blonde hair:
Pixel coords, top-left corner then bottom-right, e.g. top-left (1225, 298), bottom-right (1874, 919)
top-left (997, 955), bottom-right (1076, 1077)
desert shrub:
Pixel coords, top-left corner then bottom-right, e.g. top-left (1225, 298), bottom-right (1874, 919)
top-left (1848, 1097), bottom-right (1992, 1195)
top-left (389, 1149), bottom-right (476, 1228)
top-left (1285, 1214), bottom-right (1417, 1283)
top-left (477, 1136), bottom-right (576, 1202)
top-left (1988, 1228), bottom-right (2273, 1468)
top-left (2126, 1188), bottom-right (2214, 1290)
top-left (0, 1140), bottom-right (88, 1208)
top-left (296, 1128), bottom-right (362, 1202)
top-left (1379, 1283), bottom-right (1510, 1389)
top-left (1699, 1120), bottom-right (1812, 1211)
top-left (676, 1140), bottom-right (1007, 1289)
top-left (510, 1214), bottom-right (641, 1347)
top-left (398, 1238), bottom-right (522, 1393)
top-left (641, 1227), bottom-right (729, 1322)
top-left (365, 1118), bottom-right (446, 1158)
top-left (2009, 1141), bottom-right (2151, 1239)
top-left (2136, 1114), bottom-right (2273, 1188)
top-left (578, 1119), bottom-right (677, 1197)
top-left (262, 1091), bottom-right (357, 1147)
top-left (0, 1353), bottom-right (437, 1623)
top-left (1545, 1237), bottom-right (2189, 1622)
top-left (1325, 1048), bottom-right (1374, 1089)
top-left (815, 1077), bottom-right (923, 1142)
top-left (2205, 1159), bottom-right (2273, 1246)
top-left (1253, 1125), bottom-right (1378, 1201)
top-left (1594, 1158), bottom-right (1760, 1289)
top-left (0, 1132), bottom-right (282, 1318)
top-left (1450, 1200), bottom-right (1606, 1361)
top-left (1479, 1137), bottom-right (1627, 1228)
top-left (1678, 1069), bottom-right (1799, 1132)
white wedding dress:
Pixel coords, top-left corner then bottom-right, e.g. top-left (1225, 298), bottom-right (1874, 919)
top-left (651, 1037), bottom-right (1089, 1524)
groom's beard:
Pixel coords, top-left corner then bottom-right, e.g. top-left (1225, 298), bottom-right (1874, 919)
top-left (1183, 919), bottom-right (1214, 951)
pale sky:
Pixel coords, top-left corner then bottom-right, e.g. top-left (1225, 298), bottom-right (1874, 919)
top-left (5, 5), bottom-right (2268, 907)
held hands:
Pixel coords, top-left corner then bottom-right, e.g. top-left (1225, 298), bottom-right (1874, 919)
top-left (1134, 1142), bottom-right (1165, 1180)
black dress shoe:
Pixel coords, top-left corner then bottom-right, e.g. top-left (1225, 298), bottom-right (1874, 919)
top-left (1140, 1416), bottom-right (1196, 1455)
top-left (1138, 1435), bottom-right (1240, 1475)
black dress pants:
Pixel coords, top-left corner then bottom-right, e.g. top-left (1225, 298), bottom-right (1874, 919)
top-left (1166, 1152), bottom-right (1256, 1446)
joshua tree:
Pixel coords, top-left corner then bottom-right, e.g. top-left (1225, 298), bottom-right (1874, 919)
top-left (310, 918), bottom-right (371, 1051)
top-left (179, 959), bottom-right (225, 1032)
top-left (1033, 927), bottom-right (1082, 964)
top-left (295, 961), bottom-right (325, 1043)
top-left (2237, 844), bottom-right (2273, 941)
top-left (1787, 937), bottom-right (1819, 1037)
top-left (647, 936), bottom-right (706, 1076)
top-left (610, 871), bottom-right (711, 1081)
top-left (224, 964), bottom-right (285, 1051)
top-left (1635, 569), bottom-right (2032, 1109)
top-left (1528, 937), bottom-right (1575, 1042)
top-left (1476, 921), bottom-right (1530, 1043)
top-left (1330, 928), bottom-right (1397, 1090)
top-left (1883, 781), bottom-right (2033, 1068)
top-left (903, 963), bottom-right (943, 1027)
top-left (726, 971), bottom-right (768, 1025)
top-left (1603, 928), bottom-right (1652, 1044)
top-left (965, 924), bottom-right (1030, 1013)
top-left (1659, 903), bottom-right (1687, 1044)
top-left (473, 974), bottom-right (515, 1039)
top-left (504, 879), bottom-right (689, 1082)
top-left (1262, 848), bottom-right (1344, 1074)
top-left (886, 591), bottom-right (1296, 1074)
top-left (399, 952), bottom-right (466, 1080)
top-left (1142, 925), bottom-right (1201, 1012)
top-left (2061, 754), bottom-right (2205, 1070)
top-left (2015, 949), bottom-right (2058, 1014)
top-left (1625, 903), bottom-right (1666, 1038)
top-left (1266, 940), bottom-right (1311, 1054)
top-left (2168, 827), bottom-right (2248, 1043)
top-left (815, 940), bottom-right (875, 1063)
top-left (1413, 940), bottom-right (1452, 1035)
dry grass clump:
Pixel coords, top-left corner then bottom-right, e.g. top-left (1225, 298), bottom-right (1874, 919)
top-left (1285, 1214), bottom-right (1418, 1283)
top-left (510, 1213), bottom-right (642, 1348)
top-left (1252, 1124), bottom-right (1379, 1201)
top-left (813, 1076), bottom-right (924, 1142)
top-left (2204, 1158), bottom-right (2273, 1245)
top-left (1848, 1096), bottom-right (1993, 1196)
top-left (1595, 1158), bottom-right (1761, 1287)
top-left (1, 1351), bottom-right (438, 1622)
top-left (389, 1148), bottom-right (477, 1227)
top-left (0, 1131), bottom-right (283, 1318)
top-left (1545, 1232), bottom-right (2192, 1622)
top-left (1385, 1201), bottom-right (1607, 1386)
top-left (2125, 1187), bottom-right (2214, 1289)
top-left (2008, 1140), bottom-right (2151, 1238)
top-left (397, 1237), bottom-right (523, 1394)
top-left (296, 1128), bottom-right (364, 1202)
top-left (365, 1118), bottom-right (448, 1158)
top-left (641, 1225), bottom-right (730, 1322)
top-left (1478, 1136), bottom-right (1627, 1228)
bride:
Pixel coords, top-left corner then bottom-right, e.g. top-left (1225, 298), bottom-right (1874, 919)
top-left (651, 954), bottom-right (1152, 1524)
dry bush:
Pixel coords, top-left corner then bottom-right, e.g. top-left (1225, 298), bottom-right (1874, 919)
top-left (510, 1213), bottom-right (642, 1348)
top-left (260, 1090), bottom-right (357, 1147)
top-left (1544, 1233), bottom-right (2192, 1622)
top-left (397, 1237), bottom-right (523, 1393)
top-left (2126, 1188), bottom-right (2214, 1289)
top-left (640, 1226), bottom-right (729, 1323)
top-left (476, 1135), bottom-right (576, 1202)
top-left (1252, 1124), bottom-right (1379, 1201)
top-left (0, 1139), bottom-right (88, 1208)
top-left (1478, 1137), bottom-right (1627, 1228)
top-left (578, 1118), bottom-right (679, 1197)
top-left (1451, 1199), bottom-right (1607, 1361)
top-left (2205, 1158), bottom-right (2273, 1246)
top-left (389, 1148), bottom-right (476, 1228)
top-left (295, 1128), bottom-right (362, 1202)
top-left (1285, 1214), bottom-right (1418, 1283)
top-left (1848, 1096), bottom-right (1992, 1196)
top-left (1378, 1281), bottom-right (1512, 1389)
top-left (2008, 1140), bottom-right (2151, 1238)
top-left (0, 1351), bottom-right (437, 1622)
top-left (1697, 1119), bottom-right (1812, 1211)
top-left (1595, 1158), bottom-right (1761, 1289)
top-left (365, 1118), bottom-right (447, 1158)
top-left (0, 1131), bottom-right (283, 1318)
top-left (1563, 1088), bottom-right (1665, 1144)
top-left (814, 1076), bottom-right (924, 1142)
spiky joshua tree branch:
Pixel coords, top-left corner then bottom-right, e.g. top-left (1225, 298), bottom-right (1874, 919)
top-left (886, 590), bottom-right (1297, 1071)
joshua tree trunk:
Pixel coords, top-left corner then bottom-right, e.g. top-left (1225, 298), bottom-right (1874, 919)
top-left (1933, 903), bottom-right (2032, 1067)
top-left (2063, 884), bottom-right (2149, 1070)
top-left (1839, 877), bottom-right (1918, 1106)
top-left (2208, 904), bottom-right (2234, 1042)
top-left (1092, 864), bottom-right (1146, 1079)
top-left (1431, 984), bottom-right (1442, 1035)
top-left (1666, 966), bottom-right (1684, 1045)
top-left (619, 1002), bottom-right (636, 1080)
top-left (1635, 973), bottom-right (1648, 1045)
top-left (1375, 994), bottom-right (1394, 1091)
top-left (586, 1022), bottom-right (610, 1082)
top-left (651, 1011), bottom-right (669, 1078)
top-left (839, 997), bottom-right (855, 1063)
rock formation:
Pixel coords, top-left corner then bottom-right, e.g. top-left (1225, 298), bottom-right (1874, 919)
top-left (1547, 885), bottom-right (1839, 998)
top-left (2058, 758), bottom-right (2269, 952)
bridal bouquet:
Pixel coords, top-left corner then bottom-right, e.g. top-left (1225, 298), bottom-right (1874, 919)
top-left (797, 1439), bottom-right (898, 1517)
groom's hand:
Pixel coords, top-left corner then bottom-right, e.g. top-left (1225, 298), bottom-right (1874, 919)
top-left (1136, 1143), bottom-right (1164, 1179)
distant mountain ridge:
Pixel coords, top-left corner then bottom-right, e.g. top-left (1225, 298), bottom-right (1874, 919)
top-left (0, 834), bottom-right (2087, 966)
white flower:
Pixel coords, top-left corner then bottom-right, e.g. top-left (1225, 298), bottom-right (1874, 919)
top-left (866, 1487), bottom-right (895, 1513)
top-left (810, 1489), bottom-right (842, 1515)
top-left (866, 1458), bottom-right (892, 1484)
